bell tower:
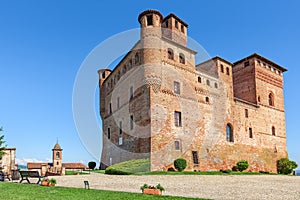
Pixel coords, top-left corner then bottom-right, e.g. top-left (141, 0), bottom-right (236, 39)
top-left (52, 141), bottom-right (63, 173)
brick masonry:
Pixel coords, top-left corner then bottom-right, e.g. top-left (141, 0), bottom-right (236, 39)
top-left (98, 10), bottom-right (288, 173)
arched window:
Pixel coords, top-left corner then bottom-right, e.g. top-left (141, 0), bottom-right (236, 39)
top-left (122, 65), bottom-right (127, 74)
top-left (272, 126), bottom-right (276, 136)
top-left (128, 60), bottom-right (132, 70)
top-left (205, 97), bottom-right (210, 103)
top-left (198, 77), bottom-right (201, 83)
top-left (269, 92), bottom-right (274, 106)
top-left (168, 48), bottom-right (174, 60)
top-left (135, 53), bottom-right (140, 65)
top-left (214, 82), bottom-right (218, 89)
top-left (179, 53), bottom-right (185, 64)
top-left (226, 124), bottom-right (234, 142)
top-left (56, 152), bottom-right (60, 159)
top-left (102, 72), bottom-right (106, 79)
top-left (206, 79), bottom-right (210, 86)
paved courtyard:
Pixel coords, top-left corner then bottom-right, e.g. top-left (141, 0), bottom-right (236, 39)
top-left (53, 173), bottom-right (300, 200)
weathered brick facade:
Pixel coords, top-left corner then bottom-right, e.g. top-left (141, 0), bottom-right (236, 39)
top-left (98, 10), bottom-right (287, 173)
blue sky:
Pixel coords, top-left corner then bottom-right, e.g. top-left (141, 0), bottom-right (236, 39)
top-left (0, 1), bottom-right (299, 168)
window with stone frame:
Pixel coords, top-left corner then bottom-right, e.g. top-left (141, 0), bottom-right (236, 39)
top-left (226, 123), bottom-right (234, 142)
top-left (174, 140), bottom-right (180, 150)
top-left (205, 97), bottom-right (210, 103)
top-left (130, 115), bottom-right (134, 130)
top-left (198, 77), bottom-right (202, 83)
top-left (128, 60), bottom-right (132, 70)
top-left (109, 103), bottom-right (112, 114)
top-left (174, 81), bottom-right (180, 94)
top-left (192, 151), bottom-right (199, 164)
top-left (206, 79), bottom-right (210, 86)
top-left (175, 20), bottom-right (178, 29)
top-left (168, 48), bottom-right (174, 60)
top-left (244, 61), bottom-right (250, 67)
top-left (179, 53), bottom-right (185, 64)
top-left (56, 152), bottom-right (60, 159)
top-left (174, 111), bottom-right (182, 127)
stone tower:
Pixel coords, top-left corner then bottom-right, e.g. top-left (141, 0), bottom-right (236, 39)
top-left (52, 141), bottom-right (63, 173)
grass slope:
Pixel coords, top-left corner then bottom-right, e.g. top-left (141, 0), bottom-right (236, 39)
top-left (105, 158), bottom-right (150, 175)
top-left (0, 182), bottom-right (208, 200)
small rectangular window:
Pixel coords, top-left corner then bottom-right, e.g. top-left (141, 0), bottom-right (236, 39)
top-left (244, 61), bottom-right (250, 67)
top-left (174, 111), bottom-right (182, 127)
top-left (107, 128), bottom-right (110, 139)
top-left (192, 151), bottom-right (199, 164)
top-left (175, 141), bottom-right (180, 150)
top-left (119, 121), bottom-right (122, 135)
top-left (198, 77), bottom-right (201, 83)
top-left (174, 81), bottom-right (180, 94)
top-left (130, 86), bottom-right (134, 99)
top-left (249, 127), bottom-right (253, 138)
top-left (119, 137), bottom-right (123, 145)
top-left (245, 109), bottom-right (248, 118)
top-left (109, 103), bottom-right (112, 114)
top-left (130, 115), bottom-right (134, 130)
top-left (175, 20), bottom-right (178, 29)
top-left (181, 24), bottom-right (184, 33)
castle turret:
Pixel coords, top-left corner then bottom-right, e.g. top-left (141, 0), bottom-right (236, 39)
top-left (162, 13), bottom-right (188, 46)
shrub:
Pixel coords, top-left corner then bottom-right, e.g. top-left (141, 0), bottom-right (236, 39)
top-left (277, 158), bottom-right (298, 174)
top-left (167, 167), bottom-right (175, 171)
top-left (88, 161), bottom-right (97, 170)
top-left (236, 160), bottom-right (249, 172)
top-left (140, 183), bottom-right (165, 191)
top-left (174, 158), bottom-right (187, 172)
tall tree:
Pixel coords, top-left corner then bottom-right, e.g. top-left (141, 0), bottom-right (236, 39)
top-left (0, 127), bottom-right (6, 159)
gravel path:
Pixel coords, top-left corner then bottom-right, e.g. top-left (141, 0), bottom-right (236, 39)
top-left (53, 173), bottom-right (300, 199)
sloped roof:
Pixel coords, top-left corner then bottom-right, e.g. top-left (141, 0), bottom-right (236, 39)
top-left (62, 163), bottom-right (87, 169)
top-left (53, 142), bottom-right (62, 150)
top-left (27, 162), bottom-right (48, 169)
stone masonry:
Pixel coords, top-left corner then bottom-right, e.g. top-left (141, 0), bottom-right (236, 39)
top-left (98, 10), bottom-right (287, 173)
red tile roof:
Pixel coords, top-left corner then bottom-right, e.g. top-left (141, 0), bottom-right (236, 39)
top-left (62, 163), bottom-right (87, 169)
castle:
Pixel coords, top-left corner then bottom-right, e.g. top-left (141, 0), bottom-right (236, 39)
top-left (98, 10), bottom-right (287, 172)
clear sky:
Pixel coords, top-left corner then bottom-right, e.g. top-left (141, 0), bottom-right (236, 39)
top-left (0, 0), bottom-right (299, 168)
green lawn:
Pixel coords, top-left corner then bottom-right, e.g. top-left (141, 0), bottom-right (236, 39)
top-left (0, 182), bottom-right (209, 200)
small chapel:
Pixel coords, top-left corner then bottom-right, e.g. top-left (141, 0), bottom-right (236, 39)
top-left (27, 141), bottom-right (87, 176)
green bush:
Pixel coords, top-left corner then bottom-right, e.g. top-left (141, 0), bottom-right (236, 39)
top-left (236, 160), bottom-right (249, 172)
top-left (105, 158), bottom-right (150, 175)
top-left (174, 158), bottom-right (187, 172)
top-left (277, 158), bottom-right (298, 174)
top-left (88, 161), bottom-right (97, 170)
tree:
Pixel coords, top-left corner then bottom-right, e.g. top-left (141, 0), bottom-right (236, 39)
top-left (174, 158), bottom-right (187, 172)
top-left (236, 160), bottom-right (249, 172)
top-left (0, 127), bottom-right (6, 159)
top-left (277, 158), bottom-right (298, 174)
top-left (88, 161), bottom-right (96, 170)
